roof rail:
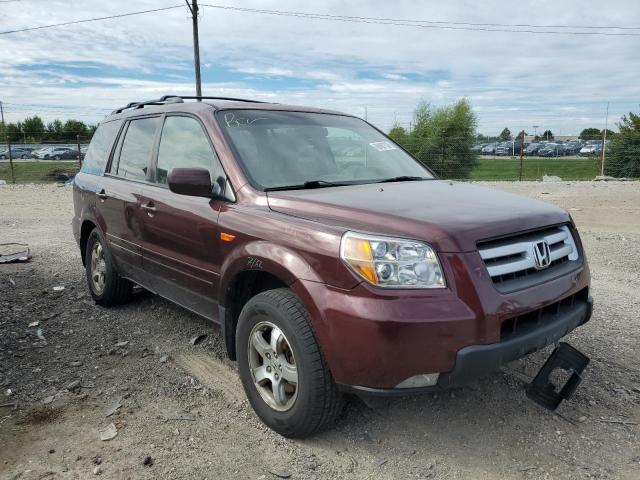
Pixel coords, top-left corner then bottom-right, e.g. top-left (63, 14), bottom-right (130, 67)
top-left (111, 95), bottom-right (270, 114)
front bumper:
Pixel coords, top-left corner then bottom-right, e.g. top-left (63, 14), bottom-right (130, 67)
top-left (341, 296), bottom-right (592, 396)
top-left (293, 251), bottom-right (591, 393)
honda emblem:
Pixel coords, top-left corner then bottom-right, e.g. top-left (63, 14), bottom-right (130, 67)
top-left (532, 240), bottom-right (551, 269)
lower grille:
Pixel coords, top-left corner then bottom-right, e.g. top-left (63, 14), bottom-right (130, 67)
top-left (500, 287), bottom-right (589, 341)
top-left (478, 224), bottom-right (581, 292)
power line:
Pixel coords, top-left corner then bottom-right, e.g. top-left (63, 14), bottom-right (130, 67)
top-left (1, 3), bottom-right (638, 37)
top-left (0, 5), bottom-right (184, 35)
top-left (202, 4), bottom-right (640, 37)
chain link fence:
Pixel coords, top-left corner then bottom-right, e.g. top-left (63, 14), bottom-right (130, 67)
top-left (0, 135), bottom-right (90, 183)
top-left (0, 131), bottom-right (613, 184)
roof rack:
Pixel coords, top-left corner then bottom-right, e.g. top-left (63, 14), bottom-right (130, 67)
top-left (111, 95), bottom-right (270, 114)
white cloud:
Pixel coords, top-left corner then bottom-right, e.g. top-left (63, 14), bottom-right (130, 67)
top-left (0, 0), bottom-right (638, 133)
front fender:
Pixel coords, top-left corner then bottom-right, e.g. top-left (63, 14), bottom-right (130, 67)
top-left (218, 240), bottom-right (323, 303)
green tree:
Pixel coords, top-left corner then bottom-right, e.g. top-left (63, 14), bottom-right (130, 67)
top-left (21, 115), bottom-right (46, 142)
top-left (605, 112), bottom-right (640, 178)
top-left (579, 128), bottom-right (601, 141)
top-left (0, 122), bottom-right (21, 143)
top-left (540, 130), bottom-right (554, 141)
top-left (498, 128), bottom-right (512, 141)
top-left (388, 124), bottom-right (409, 146)
top-left (62, 119), bottom-right (89, 138)
top-left (45, 120), bottom-right (64, 141)
top-left (580, 127), bottom-right (615, 141)
top-left (394, 98), bottom-right (478, 179)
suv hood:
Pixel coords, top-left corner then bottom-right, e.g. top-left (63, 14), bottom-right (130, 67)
top-left (266, 180), bottom-right (569, 252)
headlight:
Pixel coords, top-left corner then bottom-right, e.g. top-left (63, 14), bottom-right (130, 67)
top-left (340, 231), bottom-right (445, 288)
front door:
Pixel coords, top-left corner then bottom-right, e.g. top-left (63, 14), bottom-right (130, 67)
top-left (138, 115), bottom-right (227, 320)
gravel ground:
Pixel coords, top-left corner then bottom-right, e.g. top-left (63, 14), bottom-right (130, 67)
top-left (0, 181), bottom-right (639, 480)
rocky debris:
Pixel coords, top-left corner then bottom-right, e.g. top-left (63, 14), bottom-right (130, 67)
top-left (542, 175), bottom-right (562, 182)
top-left (104, 399), bottom-right (123, 418)
top-left (52, 286), bottom-right (65, 292)
top-left (159, 355), bottom-right (169, 364)
top-left (99, 423), bottom-right (118, 441)
top-left (93, 466), bottom-right (102, 475)
top-left (268, 468), bottom-right (291, 478)
top-left (65, 380), bottom-right (81, 392)
top-left (143, 455), bottom-right (154, 467)
top-left (190, 334), bottom-right (207, 346)
top-left (70, 361), bottom-right (82, 367)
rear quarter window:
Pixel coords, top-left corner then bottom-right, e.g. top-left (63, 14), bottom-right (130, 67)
top-left (80, 120), bottom-right (123, 176)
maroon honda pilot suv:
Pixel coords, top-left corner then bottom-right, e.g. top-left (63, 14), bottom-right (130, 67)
top-left (73, 95), bottom-right (592, 437)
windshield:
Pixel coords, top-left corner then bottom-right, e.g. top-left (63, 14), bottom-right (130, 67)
top-left (216, 109), bottom-right (433, 190)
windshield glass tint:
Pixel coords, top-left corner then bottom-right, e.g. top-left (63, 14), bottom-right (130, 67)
top-left (216, 110), bottom-right (432, 189)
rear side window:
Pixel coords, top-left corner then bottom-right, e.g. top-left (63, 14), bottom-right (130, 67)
top-left (113, 117), bottom-right (160, 181)
top-left (80, 120), bottom-right (122, 176)
top-left (155, 116), bottom-right (222, 184)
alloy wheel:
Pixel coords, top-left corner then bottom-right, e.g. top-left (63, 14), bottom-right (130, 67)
top-left (90, 241), bottom-right (107, 295)
top-left (247, 321), bottom-right (298, 411)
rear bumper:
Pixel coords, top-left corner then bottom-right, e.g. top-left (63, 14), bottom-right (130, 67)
top-left (342, 296), bottom-right (592, 396)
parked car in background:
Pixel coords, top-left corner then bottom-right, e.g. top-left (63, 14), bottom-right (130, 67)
top-left (579, 143), bottom-right (601, 156)
top-left (0, 147), bottom-right (34, 159)
top-left (524, 143), bottom-right (542, 155)
top-left (34, 146), bottom-right (76, 160)
top-left (495, 141), bottom-right (527, 156)
top-left (72, 95), bottom-right (592, 437)
top-left (494, 142), bottom-right (512, 156)
top-left (471, 143), bottom-right (487, 152)
top-left (481, 142), bottom-right (497, 155)
top-left (562, 141), bottom-right (583, 156)
top-left (538, 143), bottom-right (562, 157)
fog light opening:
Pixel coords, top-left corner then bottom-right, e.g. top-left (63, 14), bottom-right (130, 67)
top-left (395, 373), bottom-right (440, 389)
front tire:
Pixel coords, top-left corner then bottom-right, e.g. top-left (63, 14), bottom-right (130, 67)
top-left (236, 288), bottom-right (342, 437)
top-left (85, 229), bottom-right (132, 306)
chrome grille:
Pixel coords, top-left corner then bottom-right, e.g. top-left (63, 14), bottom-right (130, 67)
top-left (478, 225), bottom-right (580, 291)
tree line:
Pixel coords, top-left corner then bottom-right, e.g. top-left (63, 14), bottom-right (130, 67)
top-left (0, 115), bottom-right (96, 143)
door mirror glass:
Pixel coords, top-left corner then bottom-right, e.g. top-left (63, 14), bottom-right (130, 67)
top-left (167, 168), bottom-right (214, 197)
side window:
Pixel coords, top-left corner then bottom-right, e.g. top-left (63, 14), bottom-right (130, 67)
top-left (113, 117), bottom-right (160, 181)
top-left (156, 116), bottom-right (222, 185)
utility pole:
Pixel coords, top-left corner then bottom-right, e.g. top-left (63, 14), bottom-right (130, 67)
top-left (601, 102), bottom-right (609, 176)
top-left (186, 0), bottom-right (202, 97)
top-left (533, 125), bottom-right (539, 139)
top-left (0, 101), bottom-right (15, 184)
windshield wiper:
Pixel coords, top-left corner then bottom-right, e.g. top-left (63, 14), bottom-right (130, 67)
top-left (264, 180), bottom-right (351, 192)
top-left (377, 175), bottom-right (429, 183)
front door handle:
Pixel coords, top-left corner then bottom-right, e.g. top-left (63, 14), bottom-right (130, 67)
top-left (96, 189), bottom-right (108, 200)
top-left (141, 202), bottom-right (157, 216)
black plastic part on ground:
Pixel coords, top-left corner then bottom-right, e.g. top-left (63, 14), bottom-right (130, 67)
top-left (525, 342), bottom-right (590, 411)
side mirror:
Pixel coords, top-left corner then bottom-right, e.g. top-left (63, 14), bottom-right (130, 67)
top-left (168, 168), bottom-right (216, 198)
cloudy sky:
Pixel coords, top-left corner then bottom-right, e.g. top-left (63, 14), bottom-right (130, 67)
top-left (1, 0), bottom-right (639, 134)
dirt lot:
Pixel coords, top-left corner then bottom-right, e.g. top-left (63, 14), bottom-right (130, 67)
top-left (1, 181), bottom-right (639, 480)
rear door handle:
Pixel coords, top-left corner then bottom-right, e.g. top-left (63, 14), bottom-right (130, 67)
top-left (96, 189), bottom-right (108, 200)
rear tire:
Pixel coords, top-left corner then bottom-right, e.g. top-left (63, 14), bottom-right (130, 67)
top-left (236, 288), bottom-right (342, 437)
top-left (85, 229), bottom-right (132, 306)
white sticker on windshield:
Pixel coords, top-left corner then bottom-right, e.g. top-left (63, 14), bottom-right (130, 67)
top-left (369, 141), bottom-right (397, 151)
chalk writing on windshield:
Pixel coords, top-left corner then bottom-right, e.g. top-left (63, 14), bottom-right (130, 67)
top-left (224, 112), bottom-right (269, 128)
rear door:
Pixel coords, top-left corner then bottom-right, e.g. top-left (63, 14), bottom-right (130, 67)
top-left (138, 114), bottom-right (227, 320)
top-left (96, 115), bottom-right (161, 285)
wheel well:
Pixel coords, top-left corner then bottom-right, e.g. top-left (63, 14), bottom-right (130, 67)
top-left (79, 220), bottom-right (97, 266)
top-left (223, 270), bottom-right (288, 360)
